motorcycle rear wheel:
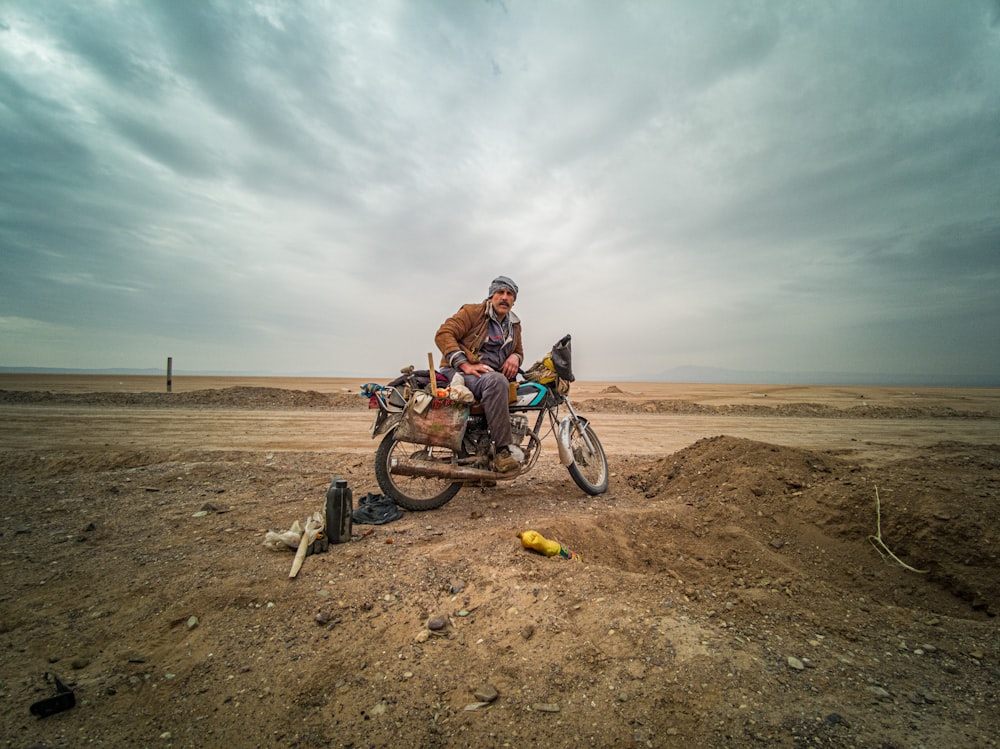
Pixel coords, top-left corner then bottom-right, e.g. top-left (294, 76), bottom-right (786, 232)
top-left (566, 422), bottom-right (609, 495)
top-left (374, 430), bottom-right (463, 511)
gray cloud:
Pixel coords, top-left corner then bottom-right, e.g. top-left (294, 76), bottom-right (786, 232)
top-left (1, 0), bottom-right (997, 382)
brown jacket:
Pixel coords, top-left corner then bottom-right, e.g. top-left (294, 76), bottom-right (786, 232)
top-left (435, 302), bottom-right (523, 371)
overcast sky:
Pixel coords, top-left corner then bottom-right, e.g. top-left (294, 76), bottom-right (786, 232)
top-left (2, 1), bottom-right (998, 383)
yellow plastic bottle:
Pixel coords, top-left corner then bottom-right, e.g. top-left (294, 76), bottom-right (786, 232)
top-left (517, 530), bottom-right (581, 561)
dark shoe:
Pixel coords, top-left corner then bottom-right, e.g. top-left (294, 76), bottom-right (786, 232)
top-left (494, 447), bottom-right (520, 473)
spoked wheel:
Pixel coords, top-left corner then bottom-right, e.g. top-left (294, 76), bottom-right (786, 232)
top-left (566, 421), bottom-right (609, 495)
top-left (374, 429), bottom-right (462, 511)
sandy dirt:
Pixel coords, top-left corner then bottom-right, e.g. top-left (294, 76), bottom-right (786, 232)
top-left (0, 375), bottom-right (997, 748)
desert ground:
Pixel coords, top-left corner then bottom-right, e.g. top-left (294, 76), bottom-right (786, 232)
top-left (0, 374), bottom-right (997, 749)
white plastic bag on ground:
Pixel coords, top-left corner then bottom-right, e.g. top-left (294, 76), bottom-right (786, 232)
top-left (263, 519), bottom-right (302, 550)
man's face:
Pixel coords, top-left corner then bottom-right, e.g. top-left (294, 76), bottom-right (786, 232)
top-left (489, 287), bottom-right (516, 318)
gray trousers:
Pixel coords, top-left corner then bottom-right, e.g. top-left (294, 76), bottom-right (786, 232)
top-left (441, 368), bottom-right (513, 449)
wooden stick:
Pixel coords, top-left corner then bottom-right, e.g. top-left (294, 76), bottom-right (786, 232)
top-left (428, 352), bottom-right (436, 393)
top-left (289, 512), bottom-right (324, 578)
top-left (289, 531), bottom-right (310, 578)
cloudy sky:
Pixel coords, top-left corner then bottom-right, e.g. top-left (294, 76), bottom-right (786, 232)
top-left (2, 1), bottom-right (998, 383)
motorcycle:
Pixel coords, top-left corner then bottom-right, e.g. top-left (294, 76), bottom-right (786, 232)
top-left (362, 335), bottom-right (608, 511)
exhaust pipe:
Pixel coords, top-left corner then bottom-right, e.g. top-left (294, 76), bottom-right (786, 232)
top-left (391, 461), bottom-right (511, 482)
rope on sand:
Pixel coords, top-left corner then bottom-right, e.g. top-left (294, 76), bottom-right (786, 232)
top-left (867, 485), bottom-right (928, 574)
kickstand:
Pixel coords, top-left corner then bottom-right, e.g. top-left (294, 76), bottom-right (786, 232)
top-left (29, 672), bottom-right (76, 718)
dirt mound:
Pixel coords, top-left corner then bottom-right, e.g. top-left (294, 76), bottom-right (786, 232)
top-left (578, 398), bottom-right (988, 418)
top-left (600, 385), bottom-right (625, 394)
top-left (623, 435), bottom-right (1000, 617)
top-left (0, 386), bottom-right (367, 411)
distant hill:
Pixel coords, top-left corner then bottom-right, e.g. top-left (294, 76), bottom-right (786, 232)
top-left (630, 365), bottom-right (998, 388)
top-left (0, 366), bottom-right (362, 377)
top-left (2, 365), bottom-right (995, 387)
top-left (0, 366), bottom-right (166, 375)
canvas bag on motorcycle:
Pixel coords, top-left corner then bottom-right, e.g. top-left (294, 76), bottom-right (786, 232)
top-left (394, 393), bottom-right (470, 452)
top-left (523, 334), bottom-right (575, 395)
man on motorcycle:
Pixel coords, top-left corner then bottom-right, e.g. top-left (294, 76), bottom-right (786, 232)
top-left (435, 275), bottom-right (524, 473)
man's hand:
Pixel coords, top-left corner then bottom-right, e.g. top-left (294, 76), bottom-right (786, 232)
top-left (460, 356), bottom-right (519, 380)
top-left (500, 354), bottom-right (519, 380)
top-left (460, 362), bottom-right (493, 378)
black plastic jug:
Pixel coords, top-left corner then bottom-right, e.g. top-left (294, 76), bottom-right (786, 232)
top-left (326, 478), bottom-right (353, 544)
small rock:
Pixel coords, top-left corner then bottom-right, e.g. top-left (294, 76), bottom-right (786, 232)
top-left (464, 702), bottom-right (490, 711)
top-left (532, 702), bottom-right (560, 713)
top-left (449, 580), bottom-right (466, 594)
top-left (315, 612), bottom-right (331, 625)
top-left (474, 685), bottom-right (499, 703)
top-left (186, 616), bottom-right (199, 630)
top-left (769, 538), bottom-right (785, 549)
top-left (427, 615), bottom-right (447, 631)
top-left (787, 656), bottom-right (805, 671)
top-left (868, 686), bottom-right (892, 701)
top-left (71, 657), bottom-right (91, 670)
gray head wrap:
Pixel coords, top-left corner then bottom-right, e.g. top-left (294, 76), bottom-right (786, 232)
top-left (487, 275), bottom-right (518, 299)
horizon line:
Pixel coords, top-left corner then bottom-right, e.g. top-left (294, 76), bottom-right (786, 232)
top-left (1, 365), bottom-right (996, 389)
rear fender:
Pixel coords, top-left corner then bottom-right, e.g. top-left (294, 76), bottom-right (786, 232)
top-left (372, 411), bottom-right (403, 438)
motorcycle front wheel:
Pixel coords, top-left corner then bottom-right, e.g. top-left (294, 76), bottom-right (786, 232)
top-left (566, 421), bottom-right (609, 495)
top-left (374, 429), bottom-right (463, 511)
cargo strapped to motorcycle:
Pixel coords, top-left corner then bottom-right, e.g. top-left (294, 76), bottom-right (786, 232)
top-left (549, 334), bottom-right (575, 382)
top-left (523, 334), bottom-right (574, 394)
top-left (394, 396), bottom-right (470, 451)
